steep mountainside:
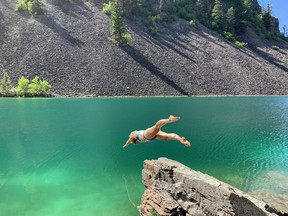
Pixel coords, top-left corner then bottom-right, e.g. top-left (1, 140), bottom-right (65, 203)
top-left (0, 0), bottom-right (288, 96)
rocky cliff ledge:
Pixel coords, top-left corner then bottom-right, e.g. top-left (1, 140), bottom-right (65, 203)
top-left (138, 158), bottom-right (288, 216)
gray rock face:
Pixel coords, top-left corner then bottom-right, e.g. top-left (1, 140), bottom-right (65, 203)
top-left (138, 158), bottom-right (288, 216)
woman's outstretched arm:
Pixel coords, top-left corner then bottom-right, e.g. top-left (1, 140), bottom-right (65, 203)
top-left (123, 137), bottom-right (132, 148)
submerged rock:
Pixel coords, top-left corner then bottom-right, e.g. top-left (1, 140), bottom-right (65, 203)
top-left (250, 171), bottom-right (288, 213)
top-left (138, 158), bottom-right (288, 216)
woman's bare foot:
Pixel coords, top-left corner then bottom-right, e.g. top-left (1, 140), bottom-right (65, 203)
top-left (169, 115), bottom-right (180, 122)
top-left (180, 137), bottom-right (191, 147)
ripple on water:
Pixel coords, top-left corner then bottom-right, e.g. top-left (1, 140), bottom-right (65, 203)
top-left (1, 97), bottom-right (287, 216)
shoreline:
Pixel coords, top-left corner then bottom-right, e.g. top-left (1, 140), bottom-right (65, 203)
top-left (1, 94), bottom-right (288, 99)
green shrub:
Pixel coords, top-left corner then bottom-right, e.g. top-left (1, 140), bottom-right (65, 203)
top-left (27, 0), bottom-right (45, 16)
top-left (223, 31), bottom-right (237, 42)
top-left (146, 14), bottom-right (161, 27)
top-left (15, 0), bottom-right (28, 12)
top-left (151, 14), bottom-right (161, 23)
top-left (178, 7), bottom-right (188, 19)
top-left (28, 76), bottom-right (52, 96)
top-left (211, 21), bottom-right (219, 31)
top-left (265, 32), bottom-right (274, 40)
top-left (103, 1), bottom-right (113, 16)
top-left (123, 33), bottom-right (132, 44)
top-left (223, 31), bottom-right (247, 48)
top-left (189, 19), bottom-right (197, 27)
top-left (40, 80), bottom-right (52, 95)
top-left (148, 26), bottom-right (158, 36)
top-left (175, 2), bottom-right (193, 21)
top-left (235, 41), bottom-right (248, 48)
top-left (0, 71), bottom-right (14, 97)
top-left (16, 76), bottom-right (30, 97)
top-left (0, 71), bottom-right (51, 97)
top-left (145, 14), bottom-right (161, 36)
top-left (16, 0), bottom-right (45, 16)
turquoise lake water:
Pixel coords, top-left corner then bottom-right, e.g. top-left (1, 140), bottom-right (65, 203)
top-left (0, 97), bottom-right (287, 215)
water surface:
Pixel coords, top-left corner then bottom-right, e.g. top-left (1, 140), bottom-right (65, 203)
top-left (0, 97), bottom-right (287, 215)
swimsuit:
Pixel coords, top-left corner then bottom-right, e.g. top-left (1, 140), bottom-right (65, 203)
top-left (136, 130), bottom-right (156, 143)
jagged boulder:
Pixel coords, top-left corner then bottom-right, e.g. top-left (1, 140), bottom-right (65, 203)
top-left (138, 158), bottom-right (288, 216)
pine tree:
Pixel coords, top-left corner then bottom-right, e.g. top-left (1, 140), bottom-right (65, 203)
top-left (195, 0), bottom-right (210, 27)
top-left (243, 0), bottom-right (253, 21)
top-left (262, 1), bottom-right (272, 31)
top-left (17, 76), bottom-right (30, 97)
top-left (15, 0), bottom-right (45, 16)
top-left (27, 76), bottom-right (52, 96)
top-left (110, 0), bottom-right (131, 45)
top-left (123, 0), bottom-right (142, 17)
top-left (28, 0), bottom-right (45, 16)
top-left (211, 0), bottom-right (224, 30)
top-left (234, 0), bottom-right (246, 34)
top-left (0, 71), bottom-right (13, 96)
top-left (226, 6), bottom-right (235, 32)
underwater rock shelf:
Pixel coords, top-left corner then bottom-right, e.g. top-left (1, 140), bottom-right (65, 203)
top-left (138, 158), bottom-right (288, 216)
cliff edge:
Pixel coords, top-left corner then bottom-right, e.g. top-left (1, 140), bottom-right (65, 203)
top-left (138, 158), bottom-right (288, 216)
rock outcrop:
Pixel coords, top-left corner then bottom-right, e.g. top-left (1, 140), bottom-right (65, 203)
top-left (138, 158), bottom-right (288, 216)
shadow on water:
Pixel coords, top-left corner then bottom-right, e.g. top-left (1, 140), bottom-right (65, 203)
top-left (122, 45), bottom-right (189, 96)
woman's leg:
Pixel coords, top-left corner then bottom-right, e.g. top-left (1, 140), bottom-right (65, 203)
top-left (156, 131), bottom-right (191, 147)
top-left (144, 115), bottom-right (180, 139)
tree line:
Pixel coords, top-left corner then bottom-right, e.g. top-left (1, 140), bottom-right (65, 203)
top-left (0, 71), bottom-right (52, 97)
top-left (108, 0), bottom-right (288, 42)
top-left (14, 0), bottom-right (288, 46)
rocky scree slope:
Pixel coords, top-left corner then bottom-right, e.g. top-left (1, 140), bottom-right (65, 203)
top-left (0, 0), bottom-right (288, 96)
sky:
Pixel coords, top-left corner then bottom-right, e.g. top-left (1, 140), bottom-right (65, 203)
top-left (257, 0), bottom-right (288, 33)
